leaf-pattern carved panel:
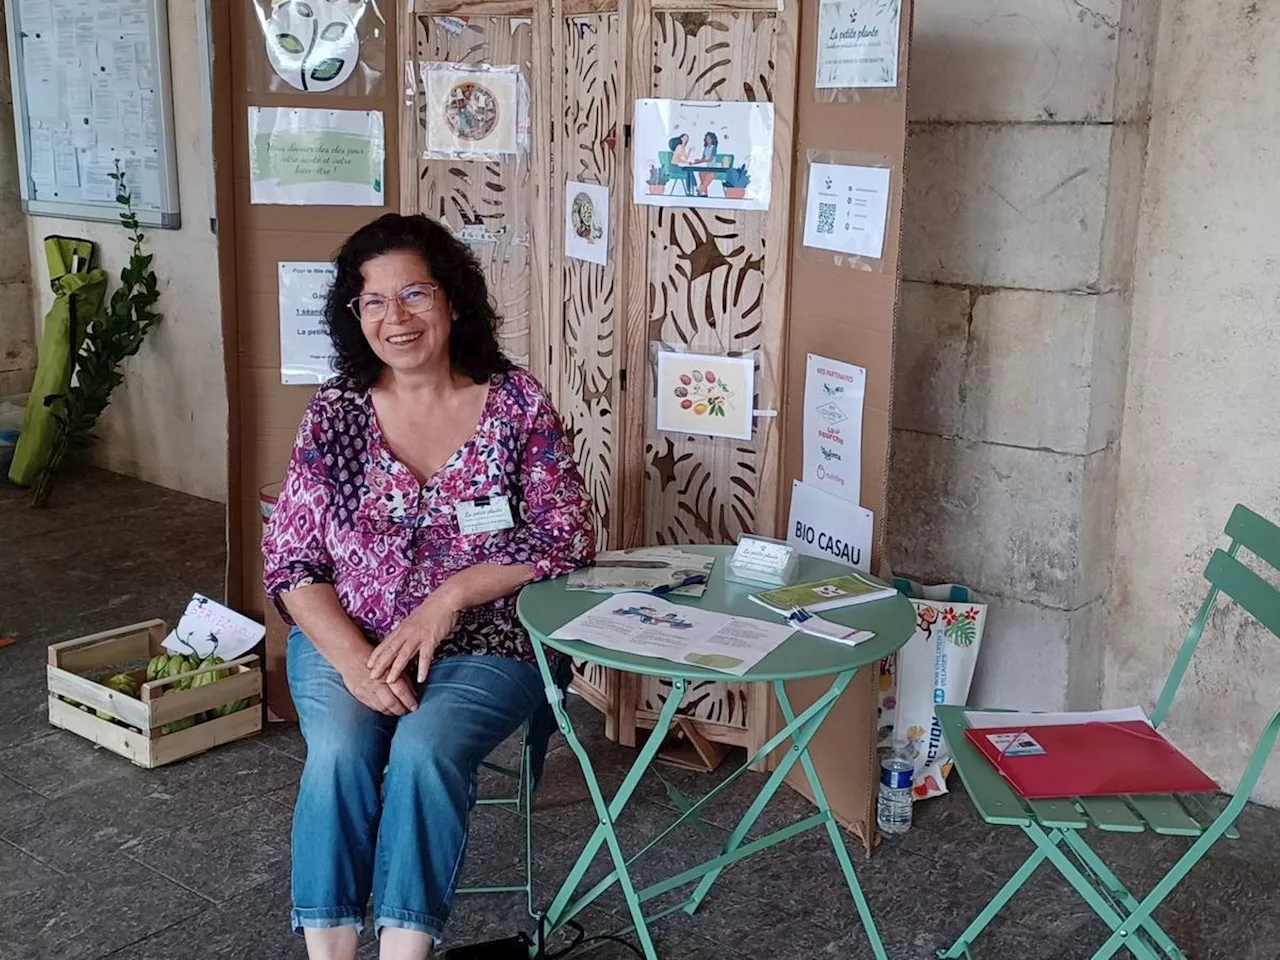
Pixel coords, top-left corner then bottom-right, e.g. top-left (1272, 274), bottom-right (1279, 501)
top-left (409, 16), bottom-right (533, 370)
top-left (642, 12), bottom-right (778, 547)
top-left (560, 14), bottom-right (620, 550)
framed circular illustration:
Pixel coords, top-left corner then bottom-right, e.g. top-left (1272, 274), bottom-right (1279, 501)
top-left (422, 63), bottom-right (523, 159)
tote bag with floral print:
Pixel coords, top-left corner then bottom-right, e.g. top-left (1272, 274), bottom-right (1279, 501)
top-left (876, 579), bottom-right (987, 800)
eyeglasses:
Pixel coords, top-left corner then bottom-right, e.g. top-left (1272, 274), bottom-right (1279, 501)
top-left (348, 283), bottom-right (441, 323)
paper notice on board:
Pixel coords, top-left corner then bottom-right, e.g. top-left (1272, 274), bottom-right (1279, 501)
top-left (22, 38), bottom-right (59, 119)
top-left (111, 38), bottom-right (137, 85)
top-left (279, 262), bottom-right (339, 384)
top-left (787, 479), bottom-right (873, 573)
top-left (802, 353), bottom-right (865, 505)
top-left (54, 23), bottom-right (79, 62)
top-left (81, 158), bottom-right (116, 202)
top-left (135, 41), bottom-right (154, 89)
top-left (18, 0), bottom-right (54, 35)
top-left (52, 132), bottom-right (79, 187)
top-left (28, 129), bottom-right (56, 187)
top-left (65, 69), bottom-right (92, 118)
top-left (802, 162), bottom-right (892, 260)
top-left (140, 91), bottom-right (158, 147)
top-left (119, 94), bottom-right (143, 143)
top-left (120, 9), bottom-right (149, 35)
top-left (92, 76), bottom-right (117, 128)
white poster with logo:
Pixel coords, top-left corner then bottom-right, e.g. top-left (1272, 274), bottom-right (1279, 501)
top-left (787, 480), bottom-right (873, 573)
top-left (802, 354), bottom-right (865, 505)
top-left (816, 0), bottom-right (902, 89)
top-left (279, 261), bottom-right (338, 384)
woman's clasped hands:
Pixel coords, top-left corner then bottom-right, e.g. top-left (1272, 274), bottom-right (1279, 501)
top-left (365, 588), bottom-right (462, 694)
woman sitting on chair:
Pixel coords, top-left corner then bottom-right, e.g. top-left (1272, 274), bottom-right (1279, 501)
top-left (262, 213), bottom-right (596, 960)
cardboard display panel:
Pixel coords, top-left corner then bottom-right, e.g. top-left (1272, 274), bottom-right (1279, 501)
top-left (773, 0), bottom-right (914, 844)
top-left (215, 0), bottom-right (402, 720)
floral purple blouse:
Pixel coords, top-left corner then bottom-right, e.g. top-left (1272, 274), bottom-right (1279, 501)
top-left (262, 369), bottom-right (596, 665)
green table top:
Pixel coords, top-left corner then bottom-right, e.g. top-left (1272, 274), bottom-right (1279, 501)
top-left (517, 545), bottom-right (916, 682)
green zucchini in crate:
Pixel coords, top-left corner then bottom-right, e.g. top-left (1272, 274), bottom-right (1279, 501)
top-left (46, 619), bottom-right (263, 768)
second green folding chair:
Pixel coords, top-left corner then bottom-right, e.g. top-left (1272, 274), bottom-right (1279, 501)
top-left (936, 503), bottom-right (1280, 960)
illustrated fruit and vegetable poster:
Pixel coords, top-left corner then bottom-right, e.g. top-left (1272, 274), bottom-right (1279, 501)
top-left (655, 352), bottom-right (755, 441)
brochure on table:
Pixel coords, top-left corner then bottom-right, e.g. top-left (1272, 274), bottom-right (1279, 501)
top-left (566, 547), bottom-right (714, 597)
top-left (550, 594), bottom-right (794, 676)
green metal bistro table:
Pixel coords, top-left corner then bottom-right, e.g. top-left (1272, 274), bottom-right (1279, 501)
top-left (517, 545), bottom-right (915, 960)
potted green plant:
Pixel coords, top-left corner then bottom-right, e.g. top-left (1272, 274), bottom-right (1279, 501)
top-left (646, 164), bottom-right (666, 195)
top-left (723, 164), bottom-right (751, 200)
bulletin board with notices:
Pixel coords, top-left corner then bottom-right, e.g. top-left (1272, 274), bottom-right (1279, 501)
top-left (4, 0), bottom-right (181, 228)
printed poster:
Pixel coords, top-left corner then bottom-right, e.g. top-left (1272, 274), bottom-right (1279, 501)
top-left (564, 179), bottom-right (609, 266)
top-left (802, 162), bottom-right (892, 259)
top-left (656, 352), bottom-right (755, 442)
top-left (632, 98), bottom-right (774, 211)
top-left (279, 262), bottom-right (338, 384)
top-left (249, 106), bottom-right (385, 205)
top-left (423, 63), bottom-right (523, 158)
top-left (816, 0), bottom-right (902, 89)
top-left (803, 353), bottom-right (865, 504)
top-left (787, 479), bottom-right (873, 573)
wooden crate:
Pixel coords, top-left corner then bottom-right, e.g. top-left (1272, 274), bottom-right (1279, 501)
top-left (47, 619), bottom-right (263, 769)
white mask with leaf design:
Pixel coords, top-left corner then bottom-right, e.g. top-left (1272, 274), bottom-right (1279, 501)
top-left (265, 0), bottom-right (360, 93)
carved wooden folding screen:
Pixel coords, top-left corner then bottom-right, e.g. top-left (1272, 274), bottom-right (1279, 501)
top-left (400, 0), bottom-right (796, 757)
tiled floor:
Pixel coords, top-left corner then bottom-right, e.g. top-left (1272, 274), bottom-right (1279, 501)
top-left (2, 467), bottom-right (1278, 959)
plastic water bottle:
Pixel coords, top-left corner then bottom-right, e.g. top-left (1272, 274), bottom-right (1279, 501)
top-left (877, 741), bottom-right (914, 836)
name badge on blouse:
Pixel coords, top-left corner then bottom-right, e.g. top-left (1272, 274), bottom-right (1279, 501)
top-left (456, 495), bottom-right (515, 535)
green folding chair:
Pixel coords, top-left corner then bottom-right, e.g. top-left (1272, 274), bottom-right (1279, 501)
top-left (455, 655), bottom-right (572, 916)
top-left (936, 503), bottom-right (1280, 960)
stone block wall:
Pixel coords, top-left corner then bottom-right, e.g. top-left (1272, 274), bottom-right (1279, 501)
top-left (887, 0), bottom-right (1153, 710)
top-left (0, 0), bottom-right (35, 399)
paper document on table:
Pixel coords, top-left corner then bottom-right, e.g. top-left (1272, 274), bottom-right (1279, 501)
top-left (550, 593), bottom-right (793, 676)
top-left (791, 614), bottom-right (875, 648)
top-left (964, 706), bottom-right (1152, 730)
top-left (566, 547), bottom-right (714, 597)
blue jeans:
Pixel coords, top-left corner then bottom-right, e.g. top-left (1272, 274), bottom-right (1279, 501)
top-left (286, 627), bottom-right (544, 942)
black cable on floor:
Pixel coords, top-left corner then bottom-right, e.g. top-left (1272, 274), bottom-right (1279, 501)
top-left (540, 916), bottom-right (646, 960)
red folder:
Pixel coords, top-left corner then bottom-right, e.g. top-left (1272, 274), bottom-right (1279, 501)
top-left (964, 720), bottom-right (1219, 799)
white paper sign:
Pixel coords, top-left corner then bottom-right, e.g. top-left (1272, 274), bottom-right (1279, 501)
top-left (250, 107), bottom-right (385, 206)
top-left (803, 354), bottom-right (865, 505)
top-left (564, 179), bottom-right (609, 266)
top-left (787, 479), bottom-right (873, 573)
top-left (278, 262), bottom-right (338, 384)
top-left (803, 162), bottom-right (891, 259)
top-left (816, 0), bottom-right (902, 89)
top-left (163, 594), bottom-right (266, 661)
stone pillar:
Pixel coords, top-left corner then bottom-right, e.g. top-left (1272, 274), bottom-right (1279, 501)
top-left (886, 0), bottom-right (1156, 710)
top-left (0, 0), bottom-right (35, 399)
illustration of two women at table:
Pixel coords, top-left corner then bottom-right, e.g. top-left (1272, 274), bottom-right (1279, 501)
top-left (667, 131), bottom-right (720, 197)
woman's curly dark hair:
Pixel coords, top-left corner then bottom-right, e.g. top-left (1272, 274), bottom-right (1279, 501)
top-left (324, 213), bottom-right (511, 390)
